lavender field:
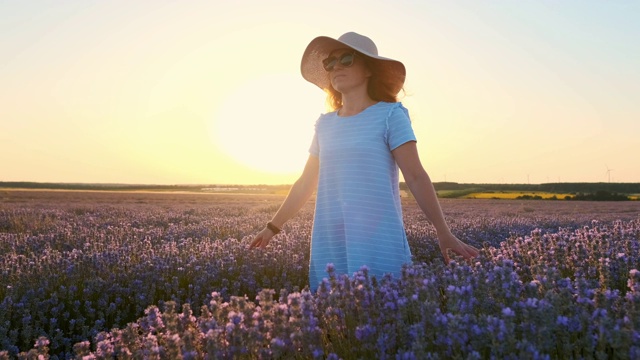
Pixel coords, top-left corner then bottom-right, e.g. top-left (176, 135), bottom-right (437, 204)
top-left (1, 190), bottom-right (639, 359)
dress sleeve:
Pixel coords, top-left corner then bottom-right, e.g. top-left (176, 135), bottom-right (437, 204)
top-left (386, 103), bottom-right (417, 151)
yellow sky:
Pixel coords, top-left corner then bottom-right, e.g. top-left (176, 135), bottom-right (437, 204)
top-left (1, 1), bottom-right (638, 185)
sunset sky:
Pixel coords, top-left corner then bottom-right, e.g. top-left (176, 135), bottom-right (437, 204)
top-left (1, 1), bottom-right (638, 185)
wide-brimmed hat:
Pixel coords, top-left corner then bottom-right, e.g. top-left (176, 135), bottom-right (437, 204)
top-left (301, 32), bottom-right (406, 95)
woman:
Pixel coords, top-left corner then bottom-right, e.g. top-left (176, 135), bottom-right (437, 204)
top-left (250, 32), bottom-right (479, 290)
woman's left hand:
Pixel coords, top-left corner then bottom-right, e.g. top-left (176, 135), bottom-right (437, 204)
top-left (437, 232), bottom-right (479, 264)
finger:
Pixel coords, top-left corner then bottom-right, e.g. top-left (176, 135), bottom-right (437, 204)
top-left (459, 243), bottom-right (479, 259)
top-left (442, 248), bottom-right (451, 264)
top-left (455, 244), bottom-right (472, 257)
top-left (259, 235), bottom-right (271, 249)
top-left (446, 243), bottom-right (470, 261)
top-left (249, 236), bottom-right (262, 249)
top-left (457, 244), bottom-right (476, 259)
top-left (464, 243), bottom-right (480, 256)
top-left (467, 244), bottom-right (480, 257)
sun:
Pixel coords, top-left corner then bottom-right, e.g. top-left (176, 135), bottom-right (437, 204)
top-left (211, 73), bottom-right (324, 175)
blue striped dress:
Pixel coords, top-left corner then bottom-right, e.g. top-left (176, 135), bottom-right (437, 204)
top-left (308, 101), bottom-right (417, 290)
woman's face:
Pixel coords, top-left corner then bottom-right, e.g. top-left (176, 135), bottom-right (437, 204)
top-left (325, 48), bottom-right (371, 95)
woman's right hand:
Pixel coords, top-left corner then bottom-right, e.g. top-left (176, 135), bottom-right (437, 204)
top-left (249, 155), bottom-right (318, 250)
top-left (249, 227), bottom-right (276, 249)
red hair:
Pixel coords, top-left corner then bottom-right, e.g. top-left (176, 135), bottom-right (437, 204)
top-left (324, 52), bottom-right (403, 112)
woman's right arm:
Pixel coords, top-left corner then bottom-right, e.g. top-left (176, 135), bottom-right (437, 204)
top-left (249, 154), bottom-right (319, 249)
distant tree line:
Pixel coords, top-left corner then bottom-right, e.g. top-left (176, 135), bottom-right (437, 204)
top-left (514, 191), bottom-right (631, 201)
top-left (514, 194), bottom-right (546, 200)
top-left (564, 191), bottom-right (631, 201)
top-left (427, 182), bottom-right (640, 194)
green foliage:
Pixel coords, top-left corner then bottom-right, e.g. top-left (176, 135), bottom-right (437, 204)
top-left (437, 188), bottom-right (484, 199)
top-left (566, 191), bottom-right (631, 201)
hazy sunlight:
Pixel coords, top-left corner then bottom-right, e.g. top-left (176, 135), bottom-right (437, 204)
top-left (210, 73), bottom-right (324, 175)
top-left (1, 2), bottom-right (638, 184)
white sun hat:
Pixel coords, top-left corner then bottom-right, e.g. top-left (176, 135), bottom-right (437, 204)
top-left (300, 32), bottom-right (406, 96)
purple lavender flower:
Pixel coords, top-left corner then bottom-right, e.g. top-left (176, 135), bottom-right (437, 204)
top-left (556, 315), bottom-right (569, 326)
top-left (501, 307), bottom-right (515, 317)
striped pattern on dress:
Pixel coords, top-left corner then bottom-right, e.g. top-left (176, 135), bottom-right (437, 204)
top-left (307, 101), bottom-right (417, 290)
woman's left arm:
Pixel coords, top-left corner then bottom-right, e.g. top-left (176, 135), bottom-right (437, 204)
top-left (392, 141), bottom-right (479, 263)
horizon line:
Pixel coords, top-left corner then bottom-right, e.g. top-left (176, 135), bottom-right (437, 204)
top-left (2, 180), bottom-right (639, 187)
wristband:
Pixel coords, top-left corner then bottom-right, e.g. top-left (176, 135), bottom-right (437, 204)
top-left (267, 222), bottom-right (281, 234)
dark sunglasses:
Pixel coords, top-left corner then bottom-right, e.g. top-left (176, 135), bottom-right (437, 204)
top-left (322, 52), bottom-right (357, 72)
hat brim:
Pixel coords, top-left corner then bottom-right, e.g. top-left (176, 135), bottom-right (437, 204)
top-left (301, 36), bottom-right (406, 96)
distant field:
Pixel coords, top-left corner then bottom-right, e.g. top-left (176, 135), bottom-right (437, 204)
top-left (461, 191), bottom-right (640, 201)
top-left (3, 181), bottom-right (640, 201)
top-left (434, 190), bottom-right (639, 201)
top-left (462, 191), bottom-right (574, 200)
top-left (2, 183), bottom-right (639, 203)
